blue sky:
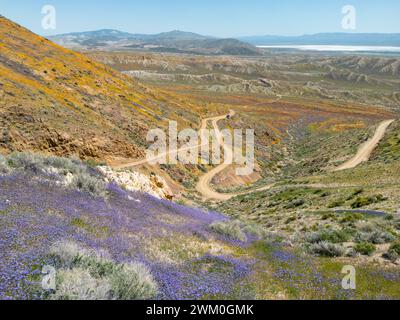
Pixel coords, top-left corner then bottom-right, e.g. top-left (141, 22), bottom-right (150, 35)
top-left (1, 0), bottom-right (400, 37)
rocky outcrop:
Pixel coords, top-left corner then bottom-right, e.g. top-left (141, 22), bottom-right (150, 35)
top-left (97, 166), bottom-right (173, 200)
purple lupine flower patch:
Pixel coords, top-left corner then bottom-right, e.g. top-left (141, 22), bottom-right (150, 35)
top-left (152, 254), bottom-right (254, 300)
top-left (270, 246), bottom-right (354, 300)
top-left (2, 170), bottom-right (399, 300)
top-left (0, 173), bottom-right (254, 300)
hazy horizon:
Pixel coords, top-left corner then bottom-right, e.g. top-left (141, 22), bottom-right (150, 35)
top-left (2, 0), bottom-right (400, 37)
top-left (48, 28), bottom-right (400, 39)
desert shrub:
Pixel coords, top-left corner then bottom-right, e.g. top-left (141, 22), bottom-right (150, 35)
top-left (43, 156), bottom-right (73, 169)
top-left (346, 188), bottom-right (364, 200)
top-left (340, 212), bottom-right (364, 224)
top-left (42, 155), bottom-right (86, 175)
top-left (0, 162), bottom-right (9, 174)
top-left (6, 153), bottom-right (92, 180)
top-left (285, 216), bottom-right (297, 224)
top-left (307, 229), bottom-right (351, 244)
top-left (321, 212), bottom-right (336, 220)
top-left (7, 152), bottom-right (45, 174)
top-left (354, 243), bottom-right (376, 256)
top-left (50, 241), bottom-right (114, 275)
top-left (109, 262), bottom-right (158, 300)
top-left (308, 241), bottom-right (345, 257)
top-left (50, 268), bottom-right (111, 300)
top-left (370, 231), bottom-right (395, 244)
top-left (355, 221), bottom-right (376, 233)
top-left (383, 243), bottom-right (400, 262)
top-left (341, 227), bottom-right (358, 238)
top-left (351, 195), bottom-right (386, 208)
top-left (242, 224), bottom-right (266, 240)
top-left (356, 231), bottom-right (395, 244)
top-left (383, 250), bottom-right (399, 263)
top-left (328, 199), bottom-right (345, 208)
top-left (384, 214), bottom-right (394, 221)
top-left (50, 240), bottom-right (90, 268)
top-left (0, 155), bottom-right (10, 174)
top-left (74, 253), bottom-right (116, 279)
top-left (351, 197), bottom-right (371, 208)
top-left (285, 198), bottom-right (305, 209)
top-left (85, 159), bottom-right (106, 168)
top-left (48, 241), bottom-right (158, 300)
top-left (319, 191), bottom-right (330, 197)
top-left (210, 220), bottom-right (247, 242)
top-left (71, 173), bottom-right (107, 198)
top-left (393, 218), bottom-right (400, 231)
top-left (389, 242), bottom-right (400, 255)
top-left (346, 248), bottom-right (358, 258)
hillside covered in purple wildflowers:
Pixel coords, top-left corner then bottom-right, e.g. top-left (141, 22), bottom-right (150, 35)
top-left (1, 153), bottom-right (400, 300)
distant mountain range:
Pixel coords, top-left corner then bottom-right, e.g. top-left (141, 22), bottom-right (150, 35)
top-left (50, 29), bottom-right (210, 44)
top-left (49, 30), bottom-right (400, 56)
top-left (238, 33), bottom-right (400, 47)
top-left (49, 30), bottom-right (262, 56)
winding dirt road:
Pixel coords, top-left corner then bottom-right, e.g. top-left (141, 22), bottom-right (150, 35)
top-left (113, 95), bottom-right (289, 201)
top-left (195, 111), bottom-right (275, 201)
top-left (114, 113), bottom-right (215, 170)
top-left (112, 110), bottom-right (268, 201)
top-left (112, 111), bottom-right (242, 200)
top-left (334, 119), bottom-right (395, 172)
top-left (195, 113), bottom-right (236, 201)
top-left (113, 112), bottom-right (395, 201)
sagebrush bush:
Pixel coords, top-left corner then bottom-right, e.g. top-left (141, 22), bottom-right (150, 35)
top-left (210, 220), bottom-right (247, 242)
top-left (48, 241), bottom-right (158, 300)
top-left (351, 195), bottom-right (385, 209)
top-left (0, 155), bottom-right (10, 174)
top-left (393, 219), bottom-right (400, 231)
top-left (354, 242), bottom-right (376, 256)
top-left (77, 255), bottom-right (117, 279)
top-left (7, 152), bottom-right (45, 174)
top-left (50, 240), bottom-right (89, 268)
top-left (346, 248), bottom-right (358, 258)
top-left (340, 212), bottom-right (364, 223)
top-left (356, 231), bottom-right (395, 244)
top-left (5, 153), bottom-right (107, 197)
top-left (50, 268), bottom-right (111, 300)
top-left (383, 243), bottom-right (400, 262)
top-left (307, 229), bottom-right (351, 244)
top-left (285, 198), bottom-right (305, 209)
top-left (7, 152), bottom-right (94, 177)
top-left (42, 155), bottom-right (86, 176)
top-left (308, 241), bottom-right (345, 257)
top-left (383, 250), bottom-right (399, 263)
top-left (355, 221), bottom-right (376, 233)
top-left (328, 199), bottom-right (345, 208)
top-left (347, 188), bottom-right (364, 200)
top-left (110, 262), bottom-right (158, 300)
top-left (242, 224), bottom-right (266, 240)
top-left (389, 242), bottom-right (400, 255)
top-left (71, 173), bottom-right (107, 198)
top-left (50, 241), bottom-right (114, 276)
